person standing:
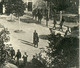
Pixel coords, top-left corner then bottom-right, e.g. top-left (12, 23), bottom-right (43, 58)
top-left (53, 18), bottom-right (57, 29)
top-left (33, 30), bottom-right (39, 48)
top-left (31, 55), bottom-right (38, 68)
top-left (59, 18), bottom-right (65, 31)
top-left (32, 8), bottom-right (38, 20)
top-left (64, 27), bottom-right (71, 37)
top-left (10, 47), bottom-right (15, 59)
top-left (22, 52), bottom-right (28, 66)
top-left (15, 49), bottom-right (21, 66)
top-left (37, 9), bottom-right (43, 23)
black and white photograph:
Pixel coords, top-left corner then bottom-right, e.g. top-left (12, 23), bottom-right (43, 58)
top-left (0, 0), bottom-right (79, 68)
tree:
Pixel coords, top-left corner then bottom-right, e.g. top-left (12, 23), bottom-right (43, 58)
top-left (0, 29), bottom-right (10, 65)
top-left (44, 0), bottom-right (71, 22)
top-left (6, 0), bottom-right (14, 21)
top-left (33, 0), bottom-right (46, 9)
top-left (38, 33), bottom-right (79, 68)
top-left (47, 34), bottom-right (79, 68)
top-left (13, 0), bottom-right (25, 31)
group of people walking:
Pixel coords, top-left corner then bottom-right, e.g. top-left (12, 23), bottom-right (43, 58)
top-left (53, 18), bottom-right (71, 36)
top-left (32, 8), bottom-right (43, 23)
top-left (8, 48), bottom-right (28, 66)
top-left (32, 8), bottom-right (71, 37)
top-left (8, 48), bottom-right (44, 68)
top-left (32, 8), bottom-right (49, 25)
top-left (53, 18), bottom-right (65, 31)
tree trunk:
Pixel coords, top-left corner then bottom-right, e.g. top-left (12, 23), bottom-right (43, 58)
top-left (46, 20), bottom-right (48, 26)
top-left (46, 1), bottom-right (49, 27)
top-left (11, 14), bottom-right (13, 21)
top-left (60, 11), bottom-right (63, 23)
top-left (18, 17), bottom-right (20, 30)
top-left (78, 6), bottom-right (80, 23)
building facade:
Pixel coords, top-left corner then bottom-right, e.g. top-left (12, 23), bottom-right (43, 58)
top-left (23, 0), bottom-right (38, 11)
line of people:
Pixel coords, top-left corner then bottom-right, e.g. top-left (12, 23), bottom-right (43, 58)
top-left (52, 18), bottom-right (71, 36)
top-left (32, 8), bottom-right (43, 23)
top-left (7, 48), bottom-right (28, 66)
top-left (53, 18), bottom-right (65, 31)
top-left (8, 48), bottom-right (46, 68)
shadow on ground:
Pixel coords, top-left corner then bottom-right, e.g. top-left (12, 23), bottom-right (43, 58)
top-left (39, 35), bottom-right (48, 40)
top-left (25, 13), bottom-right (33, 17)
top-left (18, 39), bottom-right (34, 47)
top-left (20, 17), bottom-right (40, 24)
top-left (14, 30), bottom-right (25, 33)
top-left (20, 17), bottom-right (48, 28)
top-left (7, 20), bottom-right (16, 22)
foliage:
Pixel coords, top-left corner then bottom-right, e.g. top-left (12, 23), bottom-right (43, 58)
top-left (13, 0), bottom-right (25, 17)
top-left (5, 0), bottom-right (14, 15)
top-left (47, 34), bottom-right (79, 68)
top-left (38, 33), bottom-right (79, 68)
top-left (44, 0), bottom-right (79, 14)
top-left (0, 29), bottom-right (10, 64)
top-left (33, 0), bottom-right (46, 9)
top-left (44, 0), bottom-right (71, 11)
top-left (6, 0), bottom-right (25, 17)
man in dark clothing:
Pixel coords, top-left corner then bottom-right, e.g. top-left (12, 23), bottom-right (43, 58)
top-left (32, 8), bottom-right (38, 20)
top-left (32, 55), bottom-right (44, 68)
top-left (38, 13), bottom-right (43, 23)
top-left (64, 27), bottom-right (71, 37)
top-left (10, 47), bottom-right (15, 59)
top-left (37, 9), bottom-right (43, 23)
top-left (15, 49), bottom-right (21, 65)
top-left (59, 18), bottom-right (65, 31)
top-left (53, 18), bottom-right (57, 29)
top-left (22, 52), bottom-right (28, 66)
top-left (33, 30), bottom-right (39, 48)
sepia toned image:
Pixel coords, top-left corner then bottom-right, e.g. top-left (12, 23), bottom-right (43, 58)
top-left (0, 0), bottom-right (79, 68)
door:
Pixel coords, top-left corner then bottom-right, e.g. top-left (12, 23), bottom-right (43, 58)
top-left (28, 2), bottom-right (32, 11)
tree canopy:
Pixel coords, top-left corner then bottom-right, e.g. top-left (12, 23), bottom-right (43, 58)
top-left (13, 0), bottom-right (25, 17)
top-left (44, 0), bottom-right (71, 11)
top-left (6, 0), bottom-right (25, 17)
top-left (47, 34), bottom-right (79, 68)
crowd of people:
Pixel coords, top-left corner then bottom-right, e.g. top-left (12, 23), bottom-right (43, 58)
top-left (32, 8), bottom-right (43, 23)
top-left (2, 46), bottom-right (48, 68)
top-left (32, 8), bottom-right (49, 24)
top-left (32, 8), bottom-right (71, 37)
top-left (52, 17), bottom-right (71, 37)
top-left (9, 48), bottom-right (28, 66)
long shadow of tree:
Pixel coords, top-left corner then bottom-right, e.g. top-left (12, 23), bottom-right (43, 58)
top-left (25, 13), bottom-right (33, 17)
top-left (20, 17), bottom-right (40, 24)
top-left (39, 35), bottom-right (48, 40)
top-left (18, 39), bottom-right (35, 47)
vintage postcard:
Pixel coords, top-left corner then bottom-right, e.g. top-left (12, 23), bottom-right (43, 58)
top-left (0, 0), bottom-right (79, 68)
